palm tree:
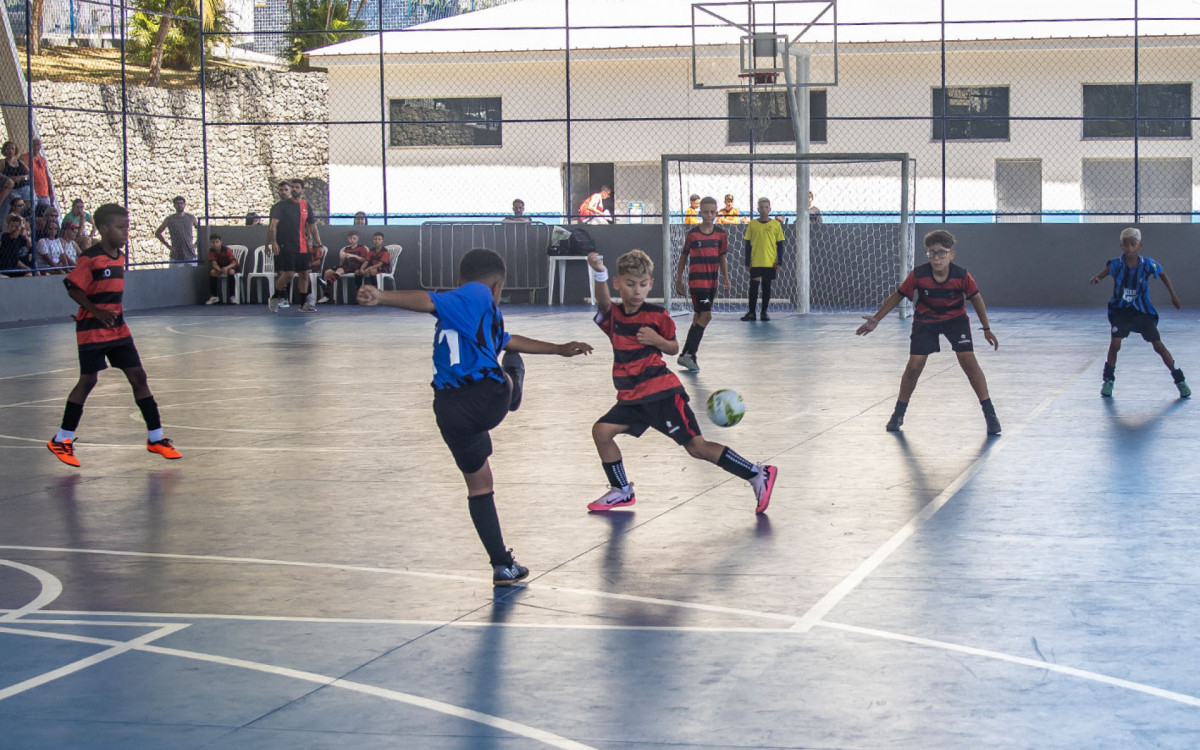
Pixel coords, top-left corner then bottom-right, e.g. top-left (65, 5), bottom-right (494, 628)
top-left (145, 0), bottom-right (223, 86)
top-left (28, 0), bottom-right (46, 55)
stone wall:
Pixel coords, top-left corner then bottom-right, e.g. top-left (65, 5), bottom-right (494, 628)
top-left (31, 69), bottom-right (329, 265)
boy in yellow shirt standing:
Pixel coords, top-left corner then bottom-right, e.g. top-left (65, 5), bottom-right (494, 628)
top-left (742, 197), bottom-right (785, 321)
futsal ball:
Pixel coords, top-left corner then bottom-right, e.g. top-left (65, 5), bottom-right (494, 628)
top-left (706, 389), bottom-right (746, 427)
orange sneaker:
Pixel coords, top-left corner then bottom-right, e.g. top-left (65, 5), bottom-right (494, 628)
top-left (147, 438), bottom-right (182, 460)
top-left (47, 438), bottom-right (81, 467)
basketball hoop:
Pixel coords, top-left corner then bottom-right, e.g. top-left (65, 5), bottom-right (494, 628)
top-left (738, 71), bottom-right (779, 86)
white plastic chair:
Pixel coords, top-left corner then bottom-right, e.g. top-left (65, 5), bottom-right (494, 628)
top-left (374, 244), bottom-right (403, 291)
top-left (243, 245), bottom-right (275, 303)
top-left (227, 245), bottom-right (248, 304)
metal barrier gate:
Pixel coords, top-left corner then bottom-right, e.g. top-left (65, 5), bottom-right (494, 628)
top-left (419, 222), bottom-right (553, 296)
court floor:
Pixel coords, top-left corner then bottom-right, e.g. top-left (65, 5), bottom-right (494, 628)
top-left (1, 303), bottom-right (1199, 749)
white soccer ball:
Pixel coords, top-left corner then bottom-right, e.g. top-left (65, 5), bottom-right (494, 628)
top-left (706, 389), bottom-right (746, 427)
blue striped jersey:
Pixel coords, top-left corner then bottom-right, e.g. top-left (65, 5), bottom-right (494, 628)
top-left (429, 282), bottom-right (511, 390)
top-left (1107, 255), bottom-right (1162, 316)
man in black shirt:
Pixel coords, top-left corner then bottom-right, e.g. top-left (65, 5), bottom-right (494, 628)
top-left (266, 179), bottom-right (321, 313)
top-left (0, 213), bottom-right (33, 276)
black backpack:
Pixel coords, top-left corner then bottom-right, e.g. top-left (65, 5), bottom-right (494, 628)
top-left (568, 227), bottom-right (596, 255)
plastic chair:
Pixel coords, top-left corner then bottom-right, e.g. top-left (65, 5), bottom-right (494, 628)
top-left (243, 246), bottom-right (275, 304)
top-left (374, 244), bottom-right (403, 291)
top-left (226, 245), bottom-right (248, 304)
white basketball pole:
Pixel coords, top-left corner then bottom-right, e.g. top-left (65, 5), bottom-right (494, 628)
top-left (784, 47), bottom-right (811, 314)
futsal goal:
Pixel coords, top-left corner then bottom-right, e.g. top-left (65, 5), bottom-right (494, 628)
top-left (661, 153), bottom-right (916, 317)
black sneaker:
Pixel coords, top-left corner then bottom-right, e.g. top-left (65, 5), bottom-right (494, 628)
top-left (985, 412), bottom-right (1002, 435)
top-left (493, 552), bottom-right (529, 586)
top-left (502, 351), bottom-right (525, 411)
top-left (760, 312), bottom-right (771, 322)
top-left (885, 412), bottom-right (904, 432)
top-left (740, 312), bottom-right (757, 321)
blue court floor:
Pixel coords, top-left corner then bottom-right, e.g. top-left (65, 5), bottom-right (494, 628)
top-left (1, 303), bottom-right (1199, 749)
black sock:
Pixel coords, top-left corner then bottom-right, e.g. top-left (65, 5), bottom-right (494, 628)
top-left (209, 276), bottom-right (220, 297)
top-left (226, 275), bottom-right (236, 299)
top-left (602, 460), bottom-right (630, 490)
top-left (1103, 363), bottom-right (1116, 381)
top-left (717, 447), bottom-right (759, 480)
top-left (683, 324), bottom-right (705, 356)
top-left (893, 400), bottom-right (909, 416)
top-left (468, 492), bottom-right (510, 566)
top-left (980, 398), bottom-right (996, 416)
top-left (760, 278), bottom-right (772, 313)
top-left (1173, 367), bottom-right (1186, 384)
top-left (60, 401), bottom-right (84, 432)
top-left (135, 396), bottom-right (162, 431)
top-left (748, 280), bottom-right (760, 313)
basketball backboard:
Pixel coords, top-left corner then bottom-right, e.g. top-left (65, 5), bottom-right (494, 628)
top-left (691, 0), bottom-right (838, 91)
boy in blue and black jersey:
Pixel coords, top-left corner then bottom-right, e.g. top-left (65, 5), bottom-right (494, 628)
top-left (1089, 227), bottom-right (1189, 398)
top-left (358, 248), bottom-right (593, 584)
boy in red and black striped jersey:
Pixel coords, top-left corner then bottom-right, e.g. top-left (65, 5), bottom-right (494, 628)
top-left (856, 229), bottom-right (1001, 435)
top-left (586, 249), bottom-right (778, 514)
top-left (47, 203), bottom-right (181, 467)
top-left (672, 196), bottom-right (730, 371)
top-left (206, 234), bottom-right (239, 304)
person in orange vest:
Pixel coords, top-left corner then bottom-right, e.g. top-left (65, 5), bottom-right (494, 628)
top-left (579, 185), bottom-right (613, 225)
top-left (23, 138), bottom-right (54, 214)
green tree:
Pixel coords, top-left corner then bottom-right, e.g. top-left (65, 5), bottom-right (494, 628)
top-left (137, 0), bottom-right (228, 86)
top-left (286, 0), bottom-right (365, 70)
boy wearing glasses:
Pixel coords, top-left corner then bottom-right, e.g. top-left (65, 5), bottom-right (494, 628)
top-left (855, 229), bottom-right (1001, 435)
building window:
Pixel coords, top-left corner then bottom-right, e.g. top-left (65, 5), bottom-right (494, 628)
top-left (931, 86), bottom-right (1010, 141)
top-left (388, 97), bottom-right (502, 147)
top-left (1081, 158), bottom-right (1192, 222)
top-left (994, 159), bottom-right (1042, 223)
top-left (1082, 84), bottom-right (1192, 139)
top-left (727, 90), bottom-right (827, 144)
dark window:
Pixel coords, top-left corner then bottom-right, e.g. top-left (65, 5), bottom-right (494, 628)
top-left (1082, 84), bottom-right (1191, 139)
top-left (931, 86), bottom-right (1010, 141)
top-left (388, 97), bottom-right (502, 147)
top-left (727, 90), bottom-right (827, 144)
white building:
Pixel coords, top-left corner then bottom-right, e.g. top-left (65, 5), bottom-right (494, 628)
top-left (308, 0), bottom-right (1200, 221)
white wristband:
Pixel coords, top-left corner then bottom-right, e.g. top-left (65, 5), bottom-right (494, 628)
top-left (592, 270), bottom-right (608, 283)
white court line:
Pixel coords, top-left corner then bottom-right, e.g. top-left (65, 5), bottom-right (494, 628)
top-left (816, 620), bottom-right (1200, 709)
top-left (0, 559), bottom-right (63, 621)
top-left (164, 325), bottom-right (249, 341)
top-left (793, 362), bottom-right (1095, 632)
top-left (0, 546), bottom-right (803, 626)
top-left (0, 624), bottom-right (598, 750)
top-left (0, 623), bottom-right (188, 702)
top-left (0, 434), bottom-right (380, 453)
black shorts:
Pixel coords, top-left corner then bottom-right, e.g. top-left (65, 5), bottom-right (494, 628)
top-left (690, 289), bottom-right (716, 313)
top-left (910, 315), bottom-right (973, 356)
top-left (749, 267), bottom-right (777, 282)
top-left (596, 392), bottom-right (701, 447)
top-left (79, 341), bottom-right (142, 375)
top-left (432, 377), bottom-right (511, 474)
top-left (1108, 307), bottom-right (1160, 343)
top-left (275, 250), bottom-right (310, 273)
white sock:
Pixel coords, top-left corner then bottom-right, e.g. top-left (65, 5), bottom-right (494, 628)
top-left (148, 428), bottom-right (164, 443)
top-left (54, 429), bottom-right (75, 443)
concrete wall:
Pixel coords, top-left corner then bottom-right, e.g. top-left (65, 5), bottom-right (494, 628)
top-left (0, 266), bottom-right (203, 324)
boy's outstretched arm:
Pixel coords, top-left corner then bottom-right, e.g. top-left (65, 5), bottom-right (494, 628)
top-left (1089, 267), bottom-right (1110, 284)
top-left (586, 252), bottom-right (612, 313)
top-left (1160, 271), bottom-right (1183, 309)
top-left (855, 291), bottom-right (906, 335)
top-left (506, 334), bottom-right (593, 357)
top-left (357, 285), bottom-right (436, 312)
top-left (969, 293), bottom-right (999, 350)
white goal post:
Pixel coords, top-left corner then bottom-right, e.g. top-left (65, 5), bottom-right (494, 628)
top-left (661, 152), bottom-right (915, 317)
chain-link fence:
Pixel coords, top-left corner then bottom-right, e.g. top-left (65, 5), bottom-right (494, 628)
top-left (1, 0), bottom-right (1197, 273)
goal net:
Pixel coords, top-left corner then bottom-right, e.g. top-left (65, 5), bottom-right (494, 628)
top-left (661, 153), bottom-right (916, 316)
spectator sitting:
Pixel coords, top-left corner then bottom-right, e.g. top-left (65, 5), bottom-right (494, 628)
top-left (717, 194), bottom-right (741, 225)
top-left (35, 203), bottom-right (60, 237)
top-left (205, 234), bottom-right (240, 305)
top-left (502, 198), bottom-right (532, 223)
top-left (322, 231), bottom-right (367, 303)
top-left (0, 213), bottom-right (33, 276)
top-left (35, 217), bottom-right (73, 274)
top-left (579, 185), bottom-right (614, 225)
top-left (23, 138), bottom-right (54, 213)
top-left (360, 232), bottom-right (390, 288)
top-left (63, 199), bottom-right (96, 245)
top-left (57, 221), bottom-right (81, 268)
top-left (0, 141), bottom-right (31, 220)
top-left (8, 197), bottom-right (28, 221)
top-left (353, 211), bottom-right (368, 226)
top-left (245, 212), bottom-right (263, 226)
top-left (808, 191), bottom-right (823, 225)
top-left (309, 243), bottom-right (329, 303)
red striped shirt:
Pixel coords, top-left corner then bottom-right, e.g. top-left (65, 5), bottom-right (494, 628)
top-left (681, 226), bottom-right (728, 292)
top-left (898, 263), bottom-right (980, 323)
top-left (64, 247), bottom-right (133, 349)
top-left (595, 302), bottom-right (685, 403)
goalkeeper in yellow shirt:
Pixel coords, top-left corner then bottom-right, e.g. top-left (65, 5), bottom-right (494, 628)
top-left (741, 197), bottom-right (785, 321)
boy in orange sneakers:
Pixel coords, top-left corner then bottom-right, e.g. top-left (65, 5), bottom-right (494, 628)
top-left (585, 249), bottom-right (777, 514)
top-left (47, 203), bottom-right (181, 467)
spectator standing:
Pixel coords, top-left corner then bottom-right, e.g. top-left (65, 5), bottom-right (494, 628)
top-left (502, 198), bottom-right (531, 223)
top-left (0, 213), bottom-right (33, 276)
top-left (717, 194), bottom-right (741, 225)
top-left (266, 179), bottom-right (320, 312)
top-left (23, 138), bottom-right (54, 213)
top-left (808, 191), bottom-right (823, 225)
top-left (0, 142), bottom-right (31, 220)
top-left (683, 194), bottom-right (701, 225)
top-left (154, 196), bottom-right (199, 266)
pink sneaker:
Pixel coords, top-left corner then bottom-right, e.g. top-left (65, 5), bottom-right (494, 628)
top-left (587, 484), bottom-right (636, 511)
top-left (751, 465), bottom-right (777, 514)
